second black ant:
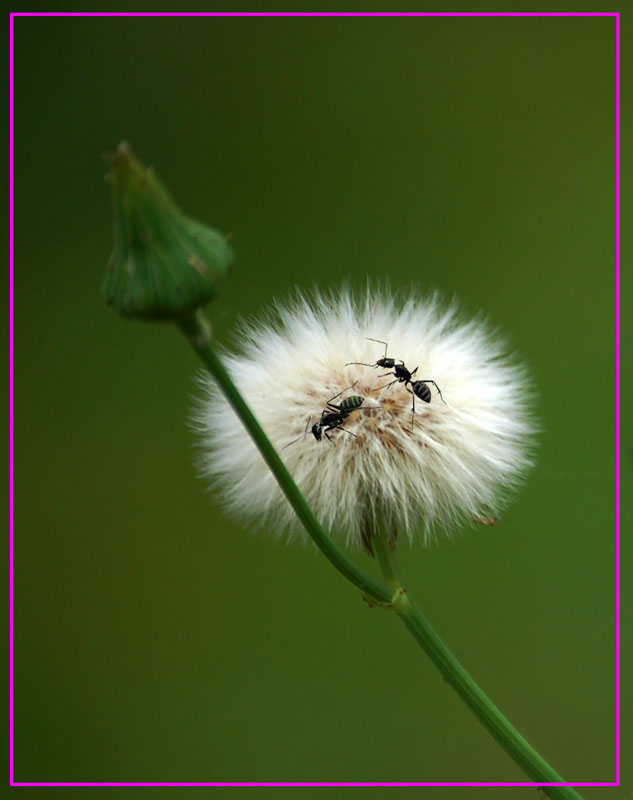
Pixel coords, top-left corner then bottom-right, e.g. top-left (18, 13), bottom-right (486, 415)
top-left (282, 382), bottom-right (378, 449)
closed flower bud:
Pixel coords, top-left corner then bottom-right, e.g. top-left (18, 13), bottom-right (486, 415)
top-left (193, 288), bottom-right (538, 549)
top-left (102, 142), bottom-right (233, 321)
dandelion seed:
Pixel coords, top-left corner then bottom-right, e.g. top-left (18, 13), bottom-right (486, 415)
top-left (192, 287), bottom-right (537, 549)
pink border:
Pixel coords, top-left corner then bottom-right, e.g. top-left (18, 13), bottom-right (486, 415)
top-left (9, 10), bottom-right (621, 790)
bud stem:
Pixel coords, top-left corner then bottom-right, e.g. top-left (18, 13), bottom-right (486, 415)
top-left (178, 309), bottom-right (584, 799)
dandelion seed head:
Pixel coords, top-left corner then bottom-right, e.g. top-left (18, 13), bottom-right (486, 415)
top-left (193, 287), bottom-right (538, 549)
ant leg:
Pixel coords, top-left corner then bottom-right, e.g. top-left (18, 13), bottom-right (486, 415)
top-left (410, 366), bottom-right (418, 378)
top-left (326, 381), bottom-right (358, 405)
top-left (419, 380), bottom-right (447, 404)
top-left (326, 424), bottom-right (357, 443)
top-left (377, 371), bottom-right (396, 379)
top-left (373, 378), bottom-right (399, 392)
top-left (405, 385), bottom-right (416, 428)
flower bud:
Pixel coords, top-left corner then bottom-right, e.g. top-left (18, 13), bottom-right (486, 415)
top-left (102, 142), bottom-right (233, 320)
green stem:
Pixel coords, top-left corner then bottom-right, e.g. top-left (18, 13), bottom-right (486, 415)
top-left (370, 530), bottom-right (400, 588)
top-left (370, 531), bottom-right (585, 800)
top-left (178, 309), bottom-right (392, 605)
top-left (179, 309), bottom-right (583, 800)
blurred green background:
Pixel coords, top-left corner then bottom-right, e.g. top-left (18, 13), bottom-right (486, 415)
top-left (14, 4), bottom-right (623, 797)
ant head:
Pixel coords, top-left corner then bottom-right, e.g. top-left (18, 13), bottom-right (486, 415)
top-left (311, 423), bottom-right (323, 441)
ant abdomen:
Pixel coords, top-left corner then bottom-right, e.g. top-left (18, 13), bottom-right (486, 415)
top-left (412, 382), bottom-right (432, 404)
top-left (339, 395), bottom-right (364, 412)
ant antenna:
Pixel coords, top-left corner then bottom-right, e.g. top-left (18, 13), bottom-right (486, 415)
top-left (345, 338), bottom-right (389, 367)
top-left (364, 337), bottom-right (389, 358)
top-left (281, 415), bottom-right (312, 450)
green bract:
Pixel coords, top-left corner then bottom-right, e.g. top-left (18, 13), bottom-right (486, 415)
top-left (102, 142), bottom-right (233, 320)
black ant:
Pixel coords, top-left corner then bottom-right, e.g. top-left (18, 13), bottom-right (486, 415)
top-left (282, 382), bottom-right (375, 449)
top-left (346, 338), bottom-right (446, 427)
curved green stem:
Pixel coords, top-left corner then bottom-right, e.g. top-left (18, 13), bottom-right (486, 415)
top-left (370, 531), bottom-right (585, 800)
top-left (178, 309), bottom-right (392, 605)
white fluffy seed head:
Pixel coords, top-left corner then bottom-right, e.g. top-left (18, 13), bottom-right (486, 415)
top-left (192, 287), bottom-right (538, 549)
